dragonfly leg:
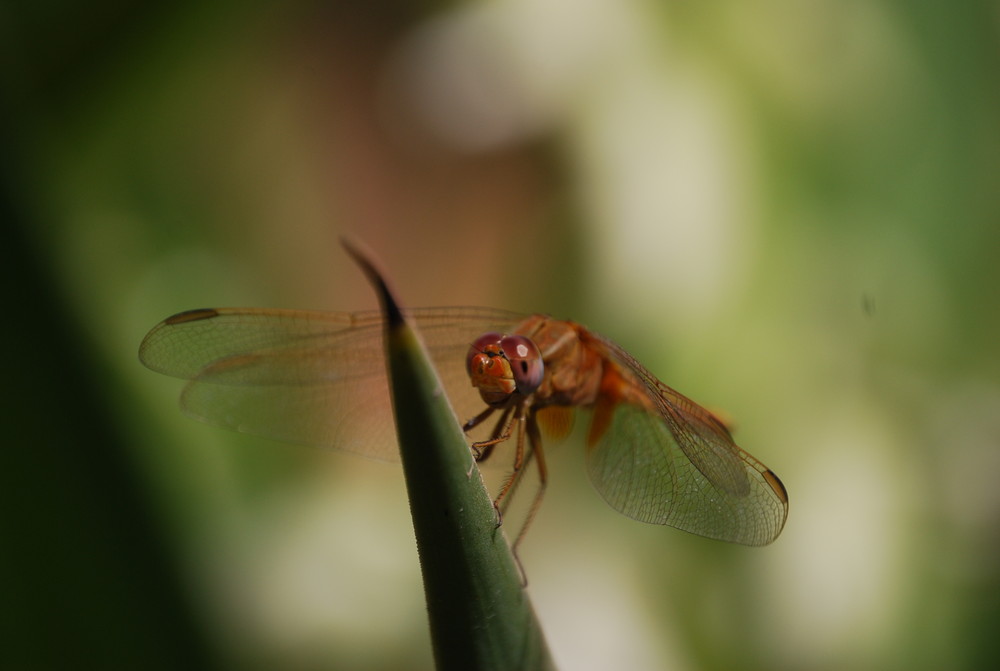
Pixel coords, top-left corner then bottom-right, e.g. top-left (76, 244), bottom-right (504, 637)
top-left (491, 405), bottom-right (528, 517)
top-left (462, 405), bottom-right (496, 433)
top-left (469, 405), bottom-right (515, 461)
top-left (496, 409), bottom-right (546, 586)
top-left (511, 412), bottom-right (547, 556)
top-left (463, 405), bottom-right (516, 525)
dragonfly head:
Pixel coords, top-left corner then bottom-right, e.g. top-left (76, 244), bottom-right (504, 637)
top-left (466, 332), bottom-right (544, 406)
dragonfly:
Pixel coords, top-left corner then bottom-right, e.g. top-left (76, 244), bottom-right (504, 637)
top-left (140, 306), bottom-right (788, 550)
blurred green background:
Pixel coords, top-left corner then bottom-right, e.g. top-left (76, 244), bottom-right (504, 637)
top-left (3, 1), bottom-right (998, 669)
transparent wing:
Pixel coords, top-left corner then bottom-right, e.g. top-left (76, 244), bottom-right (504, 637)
top-left (139, 306), bottom-right (523, 460)
top-left (583, 335), bottom-right (788, 546)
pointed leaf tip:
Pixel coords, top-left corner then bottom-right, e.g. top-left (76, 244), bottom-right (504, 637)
top-left (340, 236), bottom-right (404, 328)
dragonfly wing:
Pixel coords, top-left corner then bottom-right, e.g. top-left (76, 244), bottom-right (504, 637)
top-left (139, 308), bottom-right (378, 379)
top-left (140, 306), bottom-right (522, 460)
top-left (178, 336), bottom-right (400, 459)
top-left (584, 336), bottom-right (788, 546)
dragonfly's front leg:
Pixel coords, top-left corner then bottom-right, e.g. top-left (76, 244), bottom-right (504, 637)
top-left (464, 405), bottom-right (515, 461)
top-left (462, 403), bottom-right (520, 527)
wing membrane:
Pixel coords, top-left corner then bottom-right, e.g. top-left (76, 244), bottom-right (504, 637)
top-left (585, 336), bottom-right (788, 546)
top-left (139, 306), bottom-right (523, 459)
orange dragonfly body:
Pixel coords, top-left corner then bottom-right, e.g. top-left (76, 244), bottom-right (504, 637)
top-left (140, 307), bottom-right (787, 549)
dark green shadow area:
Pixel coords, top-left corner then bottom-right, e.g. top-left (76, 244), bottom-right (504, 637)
top-left (0, 148), bottom-right (219, 670)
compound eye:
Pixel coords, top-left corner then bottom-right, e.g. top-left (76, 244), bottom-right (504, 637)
top-left (500, 335), bottom-right (543, 394)
top-left (466, 332), bottom-right (504, 376)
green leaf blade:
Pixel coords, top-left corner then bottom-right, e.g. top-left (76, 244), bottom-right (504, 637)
top-left (346, 239), bottom-right (555, 670)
